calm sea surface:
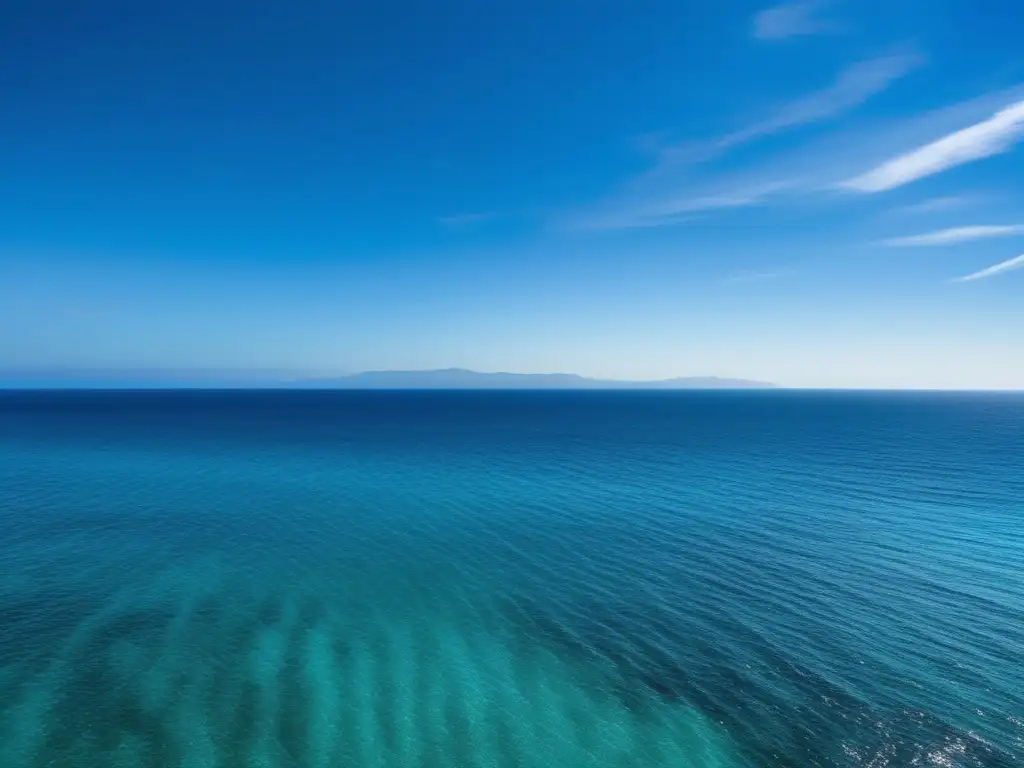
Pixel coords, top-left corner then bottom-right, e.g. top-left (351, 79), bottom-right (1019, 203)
top-left (1, 390), bottom-right (1021, 767)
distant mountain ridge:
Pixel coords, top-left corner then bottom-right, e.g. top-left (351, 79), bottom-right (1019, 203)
top-left (298, 368), bottom-right (777, 390)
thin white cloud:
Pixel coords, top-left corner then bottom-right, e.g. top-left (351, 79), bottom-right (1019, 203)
top-left (567, 180), bottom-right (794, 230)
top-left (881, 225), bottom-right (1024, 246)
top-left (572, 54), bottom-right (920, 230)
top-left (843, 98), bottom-right (1024, 192)
top-left (952, 253), bottom-right (1024, 282)
top-left (894, 195), bottom-right (977, 216)
top-left (645, 182), bottom-right (794, 216)
top-left (616, 86), bottom-right (1024, 230)
top-left (718, 53), bottom-right (922, 150)
top-left (753, 0), bottom-right (843, 41)
top-left (655, 52), bottom-right (922, 167)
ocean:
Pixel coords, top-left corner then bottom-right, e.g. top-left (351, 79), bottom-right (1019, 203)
top-left (0, 390), bottom-right (1021, 767)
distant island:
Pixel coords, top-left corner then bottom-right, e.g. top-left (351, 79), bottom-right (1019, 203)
top-left (296, 368), bottom-right (777, 390)
top-left (0, 367), bottom-right (777, 389)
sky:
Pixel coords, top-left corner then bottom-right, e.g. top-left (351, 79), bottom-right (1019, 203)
top-left (2, 0), bottom-right (1023, 389)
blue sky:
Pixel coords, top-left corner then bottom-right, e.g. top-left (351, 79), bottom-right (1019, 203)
top-left (2, 0), bottom-right (1023, 388)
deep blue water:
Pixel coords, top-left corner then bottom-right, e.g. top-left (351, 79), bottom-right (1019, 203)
top-left (0, 390), bottom-right (1022, 767)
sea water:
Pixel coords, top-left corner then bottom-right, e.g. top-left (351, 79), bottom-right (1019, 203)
top-left (0, 390), bottom-right (1021, 767)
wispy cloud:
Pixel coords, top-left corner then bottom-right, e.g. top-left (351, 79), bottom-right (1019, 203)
top-left (639, 182), bottom-right (794, 217)
top-left (842, 98), bottom-right (1024, 193)
top-left (656, 52), bottom-right (922, 167)
top-left (881, 225), bottom-right (1024, 246)
top-left (753, 0), bottom-right (843, 41)
top-left (568, 180), bottom-right (794, 230)
top-left (439, 212), bottom-right (494, 228)
top-left (614, 86), bottom-right (1024, 229)
top-left (573, 54), bottom-right (920, 230)
top-left (952, 253), bottom-right (1024, 282)
top-left (716, 53), bottom-right (922, 152)
top-left (894, 195), bottom-right (977, 216)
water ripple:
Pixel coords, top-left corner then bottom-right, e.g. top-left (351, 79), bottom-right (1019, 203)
top-left (1, 390), bottom-right (1022, 767)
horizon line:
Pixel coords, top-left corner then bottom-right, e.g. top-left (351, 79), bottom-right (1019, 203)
top-left (3, 386), bottom-right (1024, 393)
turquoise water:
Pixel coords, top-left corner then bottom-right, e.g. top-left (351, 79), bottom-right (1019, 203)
top-left (0, 391), bottom-right (1021, 767)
